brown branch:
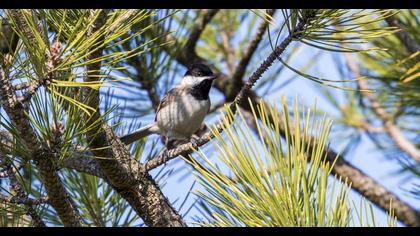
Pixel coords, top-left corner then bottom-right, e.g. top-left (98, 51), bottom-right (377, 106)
top-left (229, 9), bottom-right (276, 99)
top-left (147, 11), bottom-right (420, 226)
top-left (0, 162), bottom-right (23, 178)
top-left (220, 29), bottom-right (235, 74)
top-left (0, 133), bottom-right (102, 180)
top-left (183, 9), bottom-right (220, 60)
top-left (0, 193), bottom-right (49, 206)
top-left (385, 16), bottom-right (420, 54)
top-left (0, 156), bottom-right (46, 227)
top-left (82, 10), bottom-right (186, 227)
top-left (60, 153), bottom-right (106, 179)
top-left (345, 53), bottom-right (420, 163)
top-left (330, 157), bottom-right (420, 227)
top-left (144, 11), bottom-right (316, 172)
top-left (359, 122), bottom-right (386, 133)
top-left (17, 77), bottom-right (51, 103)
top-left (13, 82), bottom-right (30, 91)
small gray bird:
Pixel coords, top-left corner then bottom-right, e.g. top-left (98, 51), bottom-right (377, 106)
top-left (120, 63), bottom-right (217, 148)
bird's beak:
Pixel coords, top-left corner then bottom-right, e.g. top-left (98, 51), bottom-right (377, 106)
top-left (209, 75), bottom-right (217, 80)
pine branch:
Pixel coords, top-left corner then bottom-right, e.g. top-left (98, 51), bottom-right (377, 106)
top-left (345, 53), bottom-right (420, 163)
top-left (82, 10), bottom-right (186, 227)
top-left (183, 9), bottom-right (220, 60)
top-left (0, 155), bottom-right (46, 227)
top-left (323, 140), bottom-right (420, 227)
top-left (9, 11), bottom-right (57, 104)
top-left (0, 193), bottom-right (49, 206)
top-left (229, 9), bottom-right (276, 99)
top-left (60, 153), bottom-right (106, 179)
top-left (385, 16), bottom-right (420, 54)
top-left (0, 11), bottom-right (82, 226)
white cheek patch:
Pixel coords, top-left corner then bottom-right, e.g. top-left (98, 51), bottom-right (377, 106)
top-left (181, 75), bottom-right (195, 86)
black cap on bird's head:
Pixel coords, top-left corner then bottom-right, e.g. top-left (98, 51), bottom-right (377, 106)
top-left (181, 63), bottom-right (217, 99)
top-left (184, 63), bottom-right (217, 80)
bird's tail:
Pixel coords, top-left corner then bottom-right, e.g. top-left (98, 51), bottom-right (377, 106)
top-left (120, 122), bottom-right (160, 145)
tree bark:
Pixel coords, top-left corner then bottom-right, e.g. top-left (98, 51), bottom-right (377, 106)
top-left (81, 10), bottom-right (186, 227)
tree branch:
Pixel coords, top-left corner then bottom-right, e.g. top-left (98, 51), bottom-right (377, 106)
top-left (60, 153), bottom-right (106, 179)
top-left (385, 15), bottom-right (420, 54)
top-left (0, 193), bottom-right (49, 206)
top-left (82, 10), bottom-right (186, 227)
top-left (321, 137), bottom-right (420, 227)
top-left (183, 9), bottom-right (220, 60)
top-left (229, 9), bottom-right (276, 99)
top-left (345, 53), bottom-right (420, 163)
top-left (1, 11), bottom-right (82, 226)
top-left (0, 155), bottom-right (46, 227)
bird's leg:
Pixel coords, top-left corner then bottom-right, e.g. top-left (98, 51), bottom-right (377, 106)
top-left (162, 136), bottom-right (170, 163)
top-left (190, 134), bottom-right (200, 147)
top-left (164, 136), bottom-right (170, 148)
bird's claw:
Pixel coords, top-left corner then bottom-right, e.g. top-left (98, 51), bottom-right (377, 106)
top-left (190, 134), bottom-right (200, 147)
top-left (162, 149), bottom-right (169, 163)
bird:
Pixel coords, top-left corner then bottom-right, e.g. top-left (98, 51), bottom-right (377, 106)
top-left (120, 63), bottom-right (217, 149)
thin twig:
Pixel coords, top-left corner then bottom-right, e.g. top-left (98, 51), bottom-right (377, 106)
top-left (345, 53), bottom-right (420, 163)
top-left (0, 162), bottom-right (23, 178)
top-left (13, 82), bottom-right (30, 91)
top-left (0, 193), bottom-right (49, 206)
top-left (385, 16), bottom-right (420, 54)
top-left (229, 9), bottom-right (276, 98)
top-left (183, 9), bottom-right (220, 59)
top-left (2, 158), bottom-right (46, 227)
top-left (17, 78), bottom-right (50, 103)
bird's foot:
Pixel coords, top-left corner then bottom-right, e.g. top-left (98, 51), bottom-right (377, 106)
top-left (190, 134), bottom-right (200, 147)
top-left (162, 148), bottom-right (169, 163)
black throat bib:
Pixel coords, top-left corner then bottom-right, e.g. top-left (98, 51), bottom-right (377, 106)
top-left (190, 79), bottom-right (213, 100)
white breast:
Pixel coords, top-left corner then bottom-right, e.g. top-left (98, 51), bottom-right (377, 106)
top-left (157, 93), bottom-right (210, 139)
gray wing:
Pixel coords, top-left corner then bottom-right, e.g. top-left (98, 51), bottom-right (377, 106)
top-left (155, 87), bottom-right (180, 121)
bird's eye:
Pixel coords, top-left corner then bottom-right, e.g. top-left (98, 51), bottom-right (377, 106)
top-left (197, 72), bottom-right (203, 76)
